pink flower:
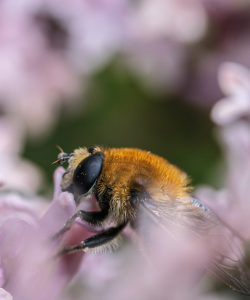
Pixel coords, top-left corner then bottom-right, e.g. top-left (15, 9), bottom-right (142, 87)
top-left (196, 63), bottom-right (250, 240)
top-left (211, 63), bottom-right (250, 125)
top-left (123, 40), bottom-right (187, 92)
top-left (196, 121), bottom-right (250, 240)
top-left (0, 117), bottom-right (42, 193)
top-left (128, 0), bottom-right (207, 43)
top-left (0, 0), bottom-right (128, 137)
top-left (101, 232), bottom-right (209, 300)
top-left (123, 0), bottom-right (208, 93)
top-left (185, 6), bottom-right (250, 107)
top-left (0, 288), bottom-right (12, 300)
top-left (0, 167), bottom-right (94, 299)
top-left (0, 166), bottom-right (215, 299)
top-left (201, 0), bottom-right (250, 19)
top-left (61, 222), bottom-right (210, 300)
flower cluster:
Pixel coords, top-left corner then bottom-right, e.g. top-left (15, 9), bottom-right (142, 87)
top-left (0, 167), bottom-right (93, 299)
top-left (0, 166), bottom-right (210, 300)
top-left (0, 0), bottom-right (127, 137)
top-left (1, 0), bottom-right (249, 138)
top-left (196, 62), bottom-right (250, 242)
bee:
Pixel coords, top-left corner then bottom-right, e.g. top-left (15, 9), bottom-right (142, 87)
top-left (53, 146), bottom-right (250, 295)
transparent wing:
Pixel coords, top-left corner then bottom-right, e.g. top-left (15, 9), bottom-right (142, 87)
top-left (138, 197), bottom-right (250, 295)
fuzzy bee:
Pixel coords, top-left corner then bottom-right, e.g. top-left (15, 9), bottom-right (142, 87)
top-left (53, 146), bottom-right (250, 295)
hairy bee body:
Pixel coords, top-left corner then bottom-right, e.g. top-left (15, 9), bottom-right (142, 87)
top-left (55, 146), bottom-right (250, 295)
top-left (62, 147), bottom-right (191, 225)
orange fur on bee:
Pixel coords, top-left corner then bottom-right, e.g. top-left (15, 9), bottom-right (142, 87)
top-left (95, 148), bottom-right (192, 224)
top-left (61, 147), bottom-right (192, 225)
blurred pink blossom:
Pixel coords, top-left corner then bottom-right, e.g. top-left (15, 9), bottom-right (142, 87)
top-left (100, 231), bottom-right (209, 300)
top-left (123, 40), bottom-right (187, 92)
top-left (61, 222), bottom-right (210, 300)
top-left (0, 0), bottom-right (128, 137)
top-left (0, 167), bottom-right (219, 300)
top-left (122, 0), bottom-right (208, 93)
top-left (128, 0), bottom-right (207, 43)
top-left (211, 63), bottom-right (250, 125)
top-left (186, 4), bottom-right (250, 107)
top-left (201, 0), bottom-right (250, 19)
top-left (196, 121), bottom-right (250, 240)
top-left (0, 117), bottom-right (42, 193)
top-left (0, 155), bottom-right (43, 193)
top-left (196, 63), bottom-right (250, 240)
top-left (0, 117), bottom-right (25, 155)
top-left (0, 166), bottom-right (136, 300)
top-left (0, 289), bottom-right (12, 300)
top-left (0, 167), bottom-right (94, 300)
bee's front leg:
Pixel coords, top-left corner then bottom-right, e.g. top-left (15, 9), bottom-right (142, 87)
top-left (51, 205), bottom-right (109, 241)
top-left (57, 223), bottom-right (127, 256)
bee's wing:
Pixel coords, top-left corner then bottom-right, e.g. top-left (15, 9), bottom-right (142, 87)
top-left (138, 198), bottom-right (250, 295)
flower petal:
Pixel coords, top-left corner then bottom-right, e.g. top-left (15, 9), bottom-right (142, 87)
top-left (0, 289), bottom-right (13, 300)
top-left (211, 63), bottom-right (250, 125)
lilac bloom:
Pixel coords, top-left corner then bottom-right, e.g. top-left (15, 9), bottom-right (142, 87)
top-left (122, 0), bottom-right (208, 93)
top-left (0, 0), bottom-right (128, 137)
top-left (0, 117), bottom-right (42, 193)
top-left (197, 63), bottom-right (250, 240)
top-left (211, 63), bottom-right (250, 125)
top-left (186, 3), bottom-right (250, 107)
top-left (127, 0), bottom-right (207, 43)
top-left (0, 165), bottom-right (213, 300)
top-left (0, 288), bottom-right (13, 300)
top-left (0, 167), bottom-right (96, 300)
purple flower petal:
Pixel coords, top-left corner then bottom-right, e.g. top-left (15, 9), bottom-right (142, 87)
top-left (53, 167), bottom-right (66, 200)
top-left (211, 63), bottom-right (250, 125)
top-left (0, 289), bottom-right (13, 300)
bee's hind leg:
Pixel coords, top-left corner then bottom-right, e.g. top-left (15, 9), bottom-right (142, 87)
top-left (51, 204), bottom-right (109, 241)
top-left (57, 223), bottom-right (127, 256)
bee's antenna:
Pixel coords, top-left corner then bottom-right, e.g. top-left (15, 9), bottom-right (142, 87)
top-left (56, 145), bottom-right (64, 153)
top-left (52, 145), bottom-right (72, 165)
top-left (51, 159), bottom-right (61, 165)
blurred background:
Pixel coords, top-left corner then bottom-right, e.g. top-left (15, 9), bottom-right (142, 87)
top-left (0, 0), bottom-right (249, 194)
top-left (4, 0), bottom-right (246, 194)
top-left (15, 0), bottom-right (249, 193)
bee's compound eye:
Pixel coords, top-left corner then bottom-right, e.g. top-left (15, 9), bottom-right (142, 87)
top-left (73, 153), bottom-right (103, 195)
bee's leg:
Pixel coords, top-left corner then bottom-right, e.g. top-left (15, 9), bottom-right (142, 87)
top-left (57, 223), bottom-right (126, 256)
top-left (51, 204), bottom-right (109, 241)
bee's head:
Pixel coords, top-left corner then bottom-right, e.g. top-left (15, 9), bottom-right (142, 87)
top-left (60, 146), bottom-right (104, 198)
top-left (73, 151), bottom-right (103, 195)
top-left (52, 145), bottom-right (74, 165)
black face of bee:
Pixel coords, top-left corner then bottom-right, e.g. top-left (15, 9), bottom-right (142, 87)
top-left (73, 153), bottom-right (103, 195)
